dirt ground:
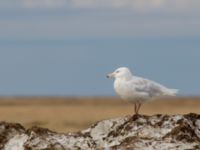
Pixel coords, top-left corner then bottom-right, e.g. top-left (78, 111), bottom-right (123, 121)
top-left (0, 96), bottom-right (199, 133)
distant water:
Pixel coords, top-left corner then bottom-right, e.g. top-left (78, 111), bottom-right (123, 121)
top-left (0, 37), bottom-right (199, 96)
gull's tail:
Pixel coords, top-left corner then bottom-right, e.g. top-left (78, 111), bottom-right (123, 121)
top-left (163, 88), bottom-right (179, 96)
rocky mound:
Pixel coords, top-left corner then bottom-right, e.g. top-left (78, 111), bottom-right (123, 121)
top-left (1, 113), bottom-right (200, 150)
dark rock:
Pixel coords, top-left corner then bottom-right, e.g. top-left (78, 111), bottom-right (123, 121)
top-left (1, 113), bottom-right (200, 150)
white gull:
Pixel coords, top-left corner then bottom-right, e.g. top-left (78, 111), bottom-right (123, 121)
top-left (107, 67), bottom-right (178, 114)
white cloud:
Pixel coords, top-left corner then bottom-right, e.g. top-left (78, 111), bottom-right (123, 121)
top-left (71, 0), bottom-right (200, 13)
top-left (71, 0), bottom-right (164, 11)
top-left (22, 0), bottom-right (66, 9)
top-left (1, 0), bottom-right (200, 38)
top-left (20, 0), bottom-right (200, 14)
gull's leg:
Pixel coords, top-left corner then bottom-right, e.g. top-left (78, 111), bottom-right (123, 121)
top-left (132, 103), bottom-right (139, 119)
top-left (136, 103), bottom-right (142, 114)
top-left (134, 103), bottom-right (137, 115)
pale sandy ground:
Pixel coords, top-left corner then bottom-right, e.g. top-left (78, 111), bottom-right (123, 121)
top-left (0, 97), bottom-right (199, 133)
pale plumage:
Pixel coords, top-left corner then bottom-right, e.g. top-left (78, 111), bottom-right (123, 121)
top-left (107, 67), bottom-right (178, 114)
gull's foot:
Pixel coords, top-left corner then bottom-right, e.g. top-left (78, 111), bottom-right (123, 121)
top-left (131, 113), bottom-right (140, 121)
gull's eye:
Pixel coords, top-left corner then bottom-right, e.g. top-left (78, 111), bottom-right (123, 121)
top-left (116, 70), bottom-right (120, 73)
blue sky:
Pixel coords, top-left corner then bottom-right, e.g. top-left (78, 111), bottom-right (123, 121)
top-left (0, 0), bottom-right (200, 96)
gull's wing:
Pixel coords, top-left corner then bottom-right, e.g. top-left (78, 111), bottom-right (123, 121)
top-left (130, 76), bottom-right (177, 97)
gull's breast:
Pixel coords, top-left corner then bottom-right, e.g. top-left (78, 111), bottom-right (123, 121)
top-left (114, 79), bottom-right (148, 102)
top-left (114, 79), bottom-right (135, 99)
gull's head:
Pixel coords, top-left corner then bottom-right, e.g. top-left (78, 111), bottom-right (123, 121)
top-left (107, 67), bottom-right (132, 80)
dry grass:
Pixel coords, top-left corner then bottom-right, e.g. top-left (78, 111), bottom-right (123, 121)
top-left (0, 96), bottom-right (199, 133)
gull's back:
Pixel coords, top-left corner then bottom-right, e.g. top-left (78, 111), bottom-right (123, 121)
top-left (132, 76), bottom-right (177, 96)
top-left (114, 75), bottom-right (178, 101)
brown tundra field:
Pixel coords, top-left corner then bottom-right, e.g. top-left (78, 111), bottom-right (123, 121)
top-left (0, 96), bottom-right (199, 133)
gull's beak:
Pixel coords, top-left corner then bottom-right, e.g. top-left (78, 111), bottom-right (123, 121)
top-left (106, 72), bottom-right (115, 79)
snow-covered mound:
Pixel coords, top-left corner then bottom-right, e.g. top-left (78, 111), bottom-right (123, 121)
top-left (1, 113), bottom-right (200, 150)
